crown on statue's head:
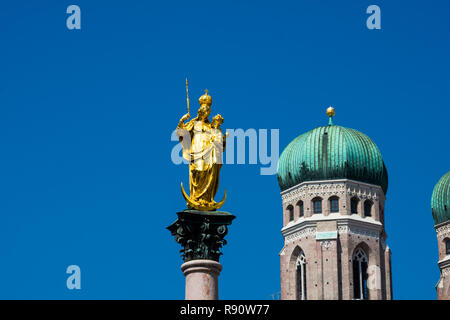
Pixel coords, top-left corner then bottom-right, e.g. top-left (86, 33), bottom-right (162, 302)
top-left (199, 89), bottom-right (212, 107)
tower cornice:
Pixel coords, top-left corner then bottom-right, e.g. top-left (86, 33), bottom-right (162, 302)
top-left (281, 215), bottom-right (382, 244)
top-left (280, 179), bottom-right (384, 205)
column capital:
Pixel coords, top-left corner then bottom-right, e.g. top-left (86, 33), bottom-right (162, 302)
top-left (167, 209), bottom-right (236, 262)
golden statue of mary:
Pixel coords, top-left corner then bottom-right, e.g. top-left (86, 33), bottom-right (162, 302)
top-left (176, 89), bottom-right (227, 211)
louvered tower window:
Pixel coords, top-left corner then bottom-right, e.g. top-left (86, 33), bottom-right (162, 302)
top-left (353, 248), bottom-right (369, 300)
top-left (296, 251), bottom-right (307, 300)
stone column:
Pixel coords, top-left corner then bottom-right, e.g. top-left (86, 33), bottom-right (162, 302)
top-left (181, 259), bottom-right (222, 300)
top-left (168, 209), bottom-right (235, 300)
top-left (384, 245), bottom-right (393, 300)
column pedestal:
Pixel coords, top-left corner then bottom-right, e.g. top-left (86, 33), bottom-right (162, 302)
top-left (181, 259), bottom-right (222, 300)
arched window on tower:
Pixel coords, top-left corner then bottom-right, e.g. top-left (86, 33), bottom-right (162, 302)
top-left (446, 239), bottom-right (450, 255)
top-left (364, 200), bottom-right (373, 217)
top-left (351, 197), bottom-right (359, 214)
top-left (312, 197), bottom-right (322, 214)
top-left (296, 251), bottom-right (307, 300)
top-left (296, 200), bottom-right (304, 218)
top-left (329, 196), bottom-right (339, 213)
top-left (287, 205), bottom-right (294, 222)
top-left (353, 248), bottom-right (368, 300)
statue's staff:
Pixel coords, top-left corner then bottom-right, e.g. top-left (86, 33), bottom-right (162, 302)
top-left (185, 77), bottom-right (190, 116)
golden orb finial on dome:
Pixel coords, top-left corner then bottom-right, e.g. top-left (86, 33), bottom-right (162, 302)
top-left (199, 89), bottom-right (212, 107)
top-left (326, 106), bottom-right (335, 125)
top-left (326, 106), bottom-right (335, 117)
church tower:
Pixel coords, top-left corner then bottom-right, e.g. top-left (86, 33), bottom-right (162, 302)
top-left (276, 108), bottom-right (392, 300)
top-left (431, 171), bottom-right (450, 300)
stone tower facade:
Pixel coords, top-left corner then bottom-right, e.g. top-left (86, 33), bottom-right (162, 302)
top-left (435, 222), bottom-right (450, 299)
top-left (431, 171), bottom-right (450, 300)
top-left (279, 179), bottom-right (392, 300)
top-left (276, 108), bottom-right (392, 300)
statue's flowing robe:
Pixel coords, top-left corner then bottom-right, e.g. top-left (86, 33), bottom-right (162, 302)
top-left (177, 118), bottom-right (224, 204)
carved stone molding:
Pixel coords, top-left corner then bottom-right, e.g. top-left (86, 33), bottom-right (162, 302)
top-left (306, 183), bottom-right (346, 198)
top-left (284, 227), bottom-right (317, 243)
top-left (442, 267), bottom-right (450, 276)
top-left (346, 184), bottom-right (379, 201)
top-left (281, 181), bottom-right (346, 203)
top-left (338, 225), bottom-right (380, 239)
top-left (281, 185), bottom-right (309, 203)
top-left (436, 223), bottom-right (450, 239)
top-left (281, 179), bottom-right (381, 206)
top-left (320, 240), bottom-right (332, 248)
top-left (283, 218), bottom-right (381, 244)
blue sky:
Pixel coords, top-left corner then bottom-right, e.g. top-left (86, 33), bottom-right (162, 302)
top-left (0, 1), bottom-right (449, 299)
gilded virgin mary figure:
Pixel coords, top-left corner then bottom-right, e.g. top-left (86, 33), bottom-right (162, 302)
top-left (176, 90), bottom-right (226, 211)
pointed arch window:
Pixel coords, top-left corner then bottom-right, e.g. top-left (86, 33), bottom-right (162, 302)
top-left (364, 200), bottom-right (373, 217)
top-left (353, 248), bottom-right (368, 300)
top-left (296, 251), bottom-right (307, 300)
top-left (351, 197), bottom-right (359, 214)
top-left (297, 200), bottom-right (304, 217)
top-left (312, 198), bottom-right (322, 214)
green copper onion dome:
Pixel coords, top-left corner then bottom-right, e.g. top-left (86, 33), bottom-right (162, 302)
top-left (431, 171), bottom-right (450, 225)
top-left (277, 107), bottom-right (388, 194)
